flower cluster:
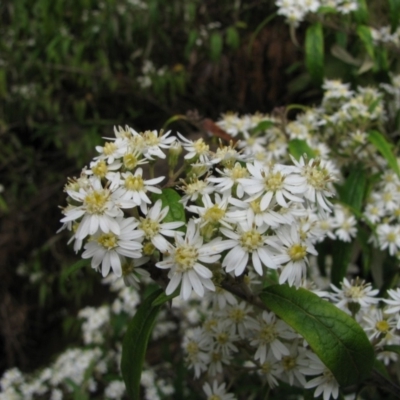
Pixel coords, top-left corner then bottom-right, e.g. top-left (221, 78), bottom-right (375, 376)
top-left (275, 0), bottom-right (358, 26)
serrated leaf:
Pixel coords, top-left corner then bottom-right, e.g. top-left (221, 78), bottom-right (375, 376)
top-left (260, 285), bottom-right (375, 386)
top-left (288, 139), bottom-right (316, 160)
top-left (367, 130), bottom-right (400, 177)
top-left (389, 0), bottom-right (400, 30)
top-left (305, 23), bottom-right (324, 84)
top-left (338, 165), bottom-right (367, 212)
top-left (121, 289), bottom-right (163, 399)
top-left (226, 26), bottom-right (240, 49)
top-left (209, 32), bottom-right (223, 62)
top-left (152, 188), bottom-right (186, 225)
top-left (356, 25), bottom-right (374, 59)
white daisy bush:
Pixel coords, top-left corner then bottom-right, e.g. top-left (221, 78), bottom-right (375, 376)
top-left (5, 5), bottom-right (400, 396)
top-left (20, 70), bottom-right (399, 400)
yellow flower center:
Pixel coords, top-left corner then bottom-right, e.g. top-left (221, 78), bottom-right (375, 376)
top-left (186, 341), bottom-right (199, 356)
top-left (259, 325), bottom-right (277, 343)
top-left (183, 179), bottom-right (207, 195)
top-left (229, 307), bottom-right (245, 323)
top-left (387, 232), bottom-right (396, 243)
top-left (174, 245), bottom-right (198, 271)
top-left (91, 160), bottom-right (108, 178)
top-left (193, 138), bottom-right (209, 155)
top-left (216, 332), bottom-right (229, 345)
top-left (376, 320), bottom-right (390, 333)
top-left (211, 351), bottom-right (222, 362)
top-left (383, 192), bottom-right (393, 202)
top-left (84, 190), bottom-right (109, 214)
top-left (264, 171), bottom-right (283, 191)
top-left (121, 262), bottom-right (135, 276)
top-left (250, 198), bottom-right (262, 213)
top-left (305, 166), bottom-right (328, 190)
top-left (123, 153), bottom-right (139, 170)
top-left (97, 233), bottom-right (118, 250)
top-left (143, 241), bottom-right (155, 256)
top-left (288, 244), bottom-right (307, 261)
top-left (204, 319), bottom-right (218, 332)
top-left (139, 218), bottom-right (160, 239)
top-left (261, 362), bottom-right (272, 374)
top-left (240, 230), bottom-right (263, 251)
top-left (103, 142), bottom-right (117, 156)
top-left (143, 130), bottom-right (160, 146)
top-left (209, 396), bottom-right (221, 400)
top-left (282, 356), bottom-right (296, 371)
top-left (204, 205), bottom-right (225, 223)
top-left (230, 163), bottom-right (249, 180)
top-left (125, 175), bottom-right (144, 191)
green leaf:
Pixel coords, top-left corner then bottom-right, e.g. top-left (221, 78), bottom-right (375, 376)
top-left (374, 47), bottom-right (389, 71)
top-left (260, 285), bottom-right (375, 386)
top-left (288, 139), bottom-right (316, 160)
top-left (367, 130), bottom-right (400, 177)
top-left (121, 289), bottom-right (164, 399)
top-left (389, 0), bottom-right (400, 30)
top-left (373, 358), bottom-right (392, 381)
top-left (151, 188), bottom-right (186, 225)
top-left (60, 259), bottom-right (89, 288)
top-left (226, 26), bottom-right (240, 49)
top-left (250, 120), bottom-right (274, 135)
top-left (209, 32), bottom-right (223, 62)
top-left (383, 344), bottom-right (400, 355)
top-left (337, 165), bottom-right (367, 212)
top-left (185, 30), bottom-right (198, 58)
top-left (151, 289), bottom-right (179, 306)
top-left (356, 25), bottom-right (374, 59)
top-left (305, 23), bottom-right (324, 84)
top-left (331, 240), bottom-right (353, 286)
top-left (353, 0), bottom-right (369, 24)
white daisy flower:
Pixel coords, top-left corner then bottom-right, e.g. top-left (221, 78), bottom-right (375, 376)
top-left (187, 193), bottom-right (232, 234)
top-left (203, 380), bottom-right (236, 400)
top-left (183, 327), bottom-right (210, 378)
top-left (377, 224), bottom-right (400, 256)
top-left (211, 320), bottom-right (239, 355)
top-left (82, 217), bottom-right (144, 277)
top-left (289, 156), bottom-right (337, 213)
top-left (330, 278), bottom-right (380, 315)
top-left (384, 288), bottom-right (400, 328)
top-left (302, 352), bottom-right (340, 400)
top-left (239, 161), bottom-right (304, 210)
top-left (258, 353), bottom-right (281, 389)
top-left (333, 205), bottom-right (357, 242)
top-left (156, 220), bottom-right (233, 300)
top-left (94, 137), bottom-right (127, 164)
top-left (135, 129), bottom-right (176, 160)
top-left (61, 177), bottom-right (134, 240)
top-left (178, 177), bottom-right (214, 206)
top-left (363, 308), bottom-right (397, 341)
top-left (177, 132), bottom-right (213, 164)
top-left (270, 224), bottom-right (318, 287)
top-left (115, 168), bottom-right (164, 213)
top-left (137, 199), bottom-right (185, 252)
top-left (220, 215), bottom-right (278, 277)
top-left (250, 311), bottom-right (296, 363)
top-left (208, 162), bottom-right (249, 198)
